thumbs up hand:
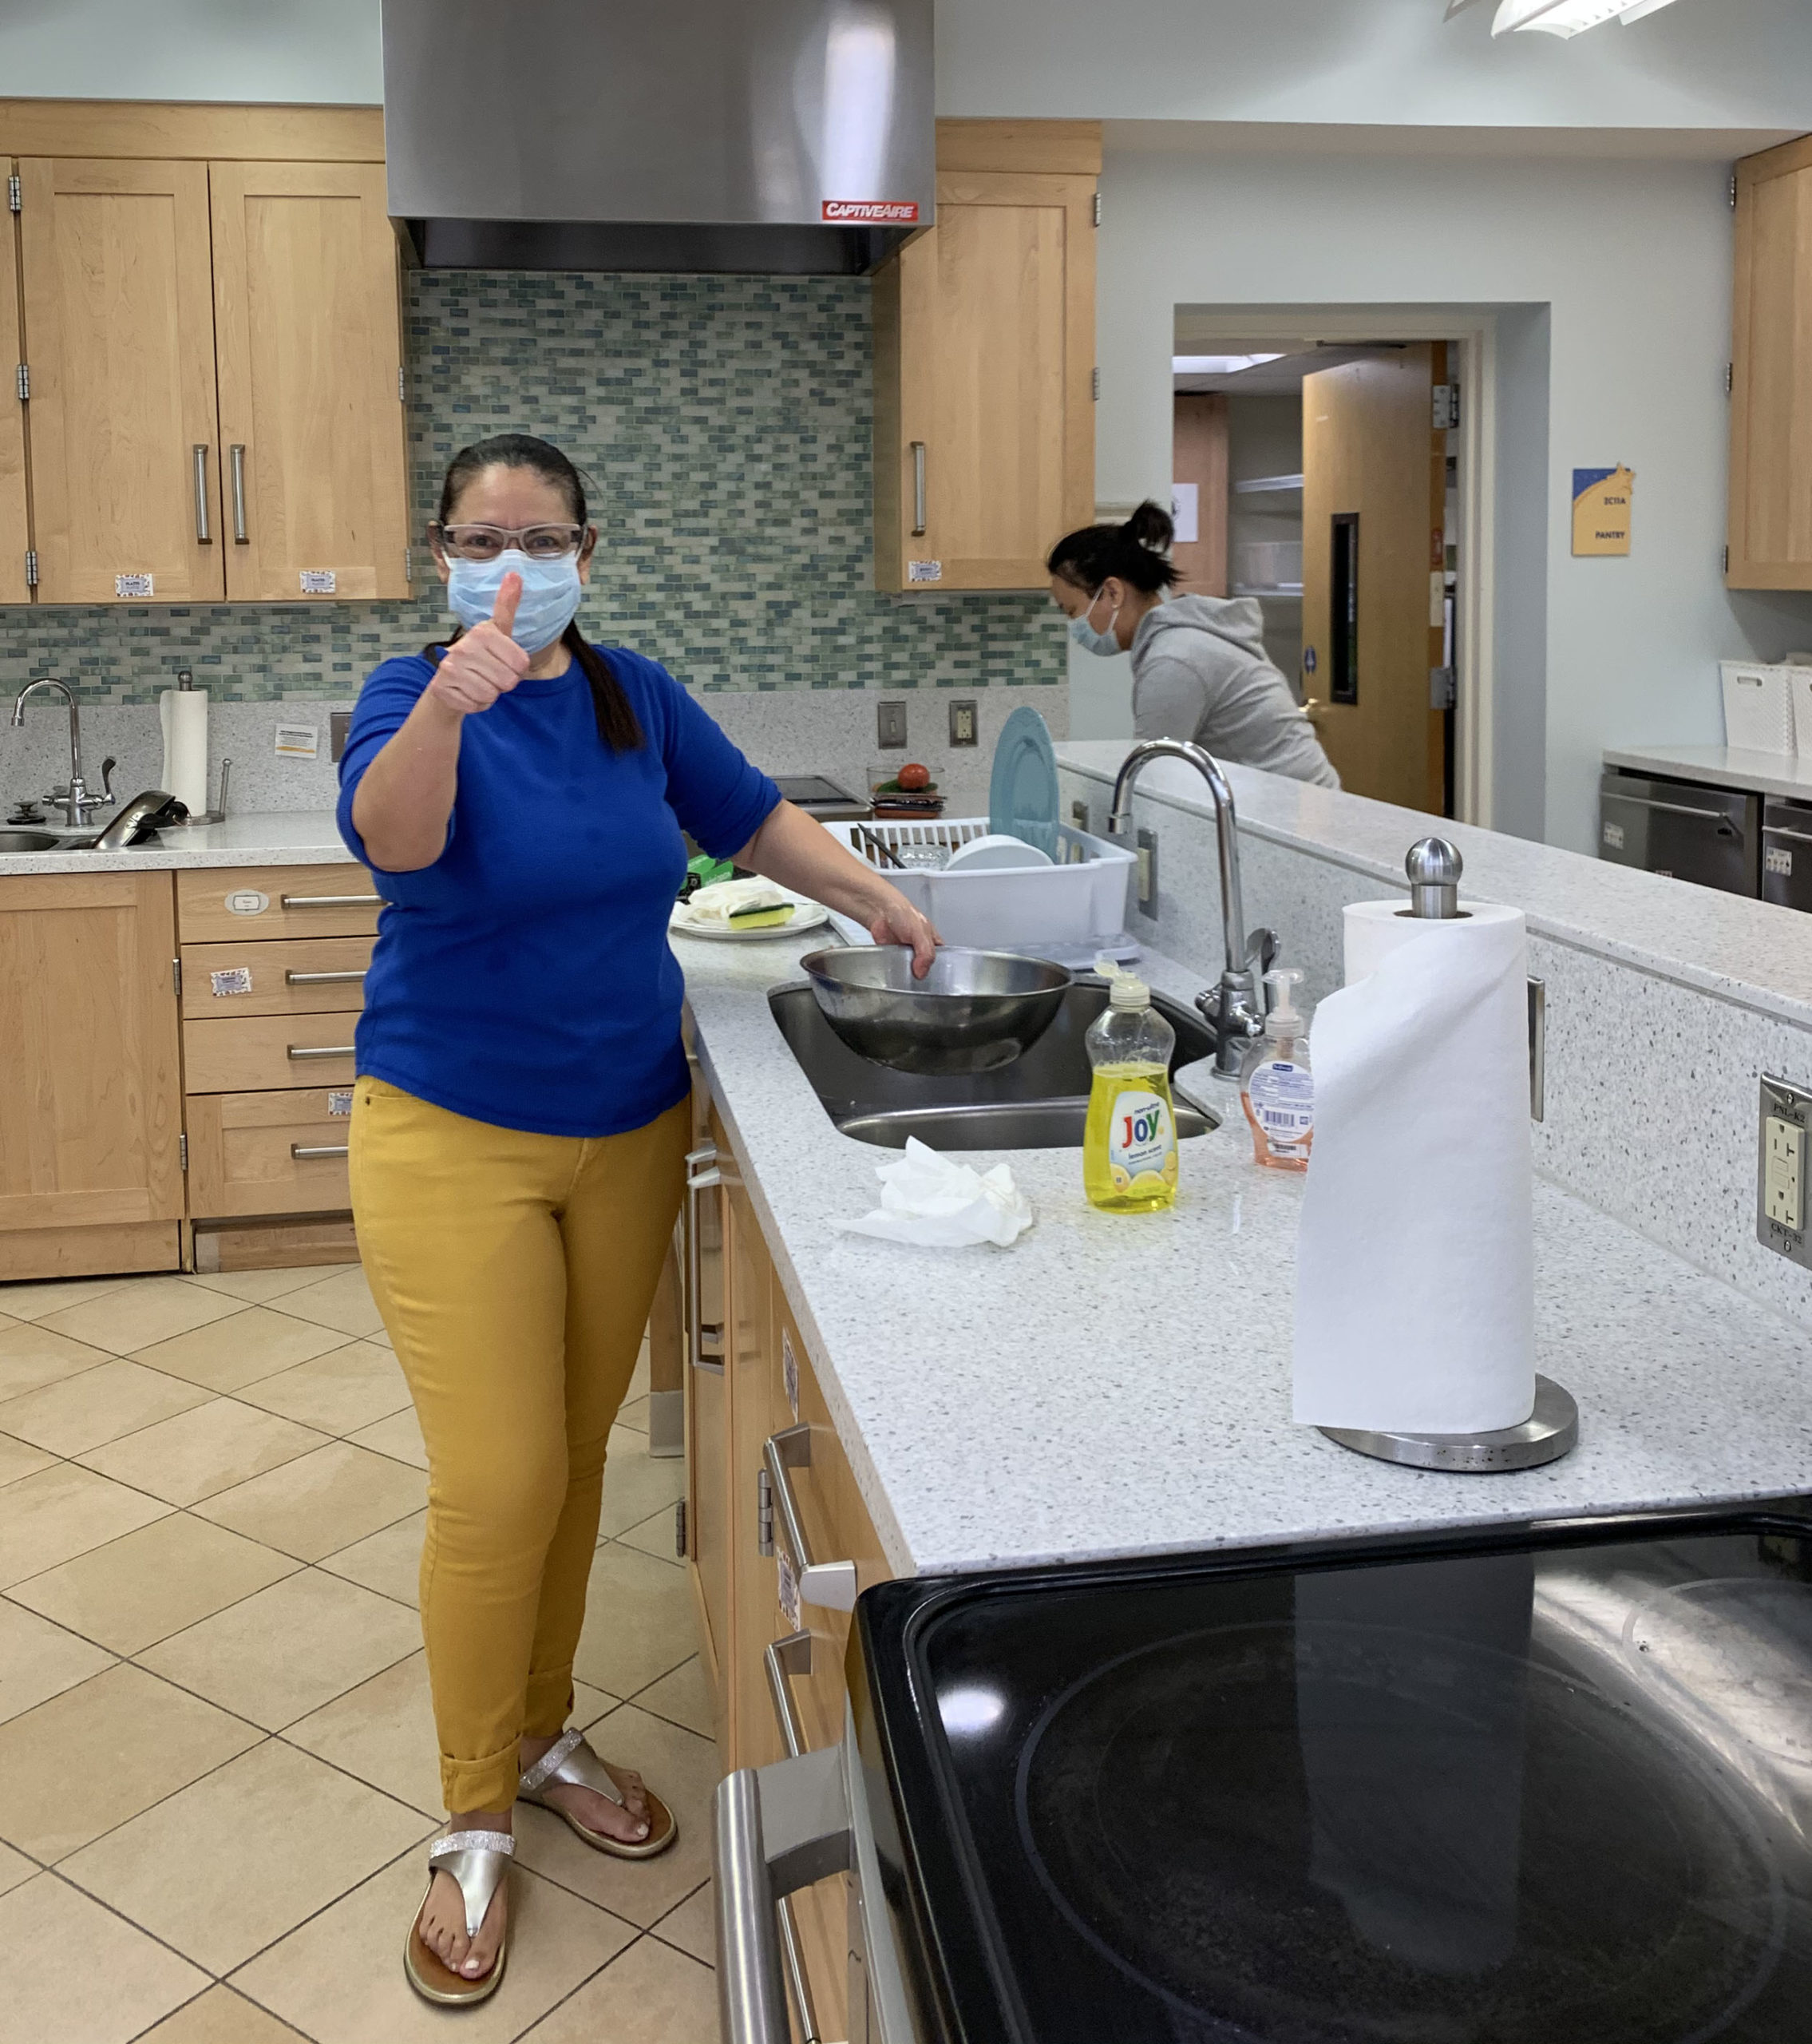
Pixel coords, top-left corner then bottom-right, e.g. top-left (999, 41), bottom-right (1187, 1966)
top-left (426, 572), bottom-right (532, 717)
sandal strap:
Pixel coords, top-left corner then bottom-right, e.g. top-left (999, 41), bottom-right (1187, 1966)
top-left (427, 1829), bottom-right (514, 1940)
top-left (518, 1727), bottom-right (625, 1807)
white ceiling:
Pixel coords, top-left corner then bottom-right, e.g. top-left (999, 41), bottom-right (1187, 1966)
top-left (1173, 344), bottom-right (1401, 396)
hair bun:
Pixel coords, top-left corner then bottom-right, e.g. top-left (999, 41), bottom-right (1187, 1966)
top-left (1122, 499), bottom-right (1175, 553)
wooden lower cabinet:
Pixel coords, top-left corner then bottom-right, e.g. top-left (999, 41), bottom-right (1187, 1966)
top-left (687, 1096), bottom-right (889, 2038)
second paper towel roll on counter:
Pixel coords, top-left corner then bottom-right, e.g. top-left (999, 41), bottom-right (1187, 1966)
top-left (1292, 899), bottom-right (1534, 1436)
top-left (158, 687), bottom-right (209, 816)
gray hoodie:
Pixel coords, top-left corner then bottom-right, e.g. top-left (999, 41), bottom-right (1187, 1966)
top-left (1130, 595), bottom-right (1339, 788)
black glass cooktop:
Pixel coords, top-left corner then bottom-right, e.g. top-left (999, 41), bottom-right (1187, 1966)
top-left (856, 1509), bottom-right (1812, 2044)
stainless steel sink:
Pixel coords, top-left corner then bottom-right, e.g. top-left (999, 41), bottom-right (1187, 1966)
top-left (770, 976), bottom-right (1223, 1151)
top-left (0, 830), bottom-right (61, 852)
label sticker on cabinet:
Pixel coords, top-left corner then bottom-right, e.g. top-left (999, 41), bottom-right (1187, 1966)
top-left (115, 572), bottom-right (153, 598)
top-left (208, 967), bottom-right (254, 997)
top-left (907, 560), bottom-right (942, 583)
top-left (326, 1089), bottom-right (354, 1116)
top-left (781, 1328), bottom-right (799, 1422)
top-left (299, 570), bottom-right (337, 595)
top-left (1602, 822), bottom-right (1625, 852)
top-left (1767, 846), bottom-right (1793, 877)
top-left (777, 1551), bottom-right (801, 1632)
top-left (274, 725), bottom-right (319, 759)
top-left (225, 889), bottom-right (270, 916)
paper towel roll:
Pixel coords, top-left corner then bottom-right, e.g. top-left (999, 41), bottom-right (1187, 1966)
top-left (159, 688), bottom-right (209, 816)
top-left (1292, 899), bottom-right (1533, 1434)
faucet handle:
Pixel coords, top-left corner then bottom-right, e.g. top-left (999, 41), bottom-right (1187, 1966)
top-left (99, 756), bottom-right (117, 801)
top-left (1244, 925), bottom-right (1277, 994)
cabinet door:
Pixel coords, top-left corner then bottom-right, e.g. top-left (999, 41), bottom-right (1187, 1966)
top-left (1729, 137), bottom-right (1812, 590)
top-left (686, 1103), bottom-right (734, 1726)
top-left (210, 161), bottom-right (409, 602)
top-left (727, 1177), bottom-right (789, 1774)
top-left (0, 873), bottom-right (183, 1232)
top-left (0, 165), bottom-right (28, 606)
top-left (876, 168), bottom-right (1096, 592)
top-left (18, 158), bottom-right (224, 604)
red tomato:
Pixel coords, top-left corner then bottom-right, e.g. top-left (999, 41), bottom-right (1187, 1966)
top-left (897, 762), bottom-right (931, 791)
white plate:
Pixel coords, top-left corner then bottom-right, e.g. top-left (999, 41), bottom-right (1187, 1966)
top-left (670, 895), bottom-right (829, 941)
top-left (944, 832), bottom-right (1054, 872)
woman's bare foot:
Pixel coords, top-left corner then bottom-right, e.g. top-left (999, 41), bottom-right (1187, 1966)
top-left (520, 1732), bottom-right (653, 1844)
top-left (416, 1808), bottom-right (510, 1981)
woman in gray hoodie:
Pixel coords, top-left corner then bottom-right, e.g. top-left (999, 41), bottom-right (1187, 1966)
top-left (1050, 501), bottom-right (1339, 788)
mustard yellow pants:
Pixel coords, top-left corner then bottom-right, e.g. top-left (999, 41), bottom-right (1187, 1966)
top-left (349, 1075), bottom-right (689, 1812)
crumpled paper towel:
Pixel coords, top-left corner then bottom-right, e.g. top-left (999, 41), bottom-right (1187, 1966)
top-left (832, 1138), bottom-right (1034, 1249)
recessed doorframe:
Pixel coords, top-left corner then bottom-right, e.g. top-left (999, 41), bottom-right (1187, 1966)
top-left (1172, 306), bottom-right (1497, 830)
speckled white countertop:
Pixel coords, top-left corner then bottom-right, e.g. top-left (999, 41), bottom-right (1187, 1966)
top-left (0, 810), bottom-right (348, 876)
top-left (1604, 743), bottom-right (1812, 805)
top-left (680, 928), bottom-right (1812, 1580)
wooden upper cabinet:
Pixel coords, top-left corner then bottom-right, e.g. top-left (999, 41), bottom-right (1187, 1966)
top-left (0, 169), bottom-right (28, 604)
top-left (1729, 135), bottom-right (1812, 590)
top-left (874, 121), bottom-right (1100, 592)
top-left (18, 157), bottom-right (224, 604)
top-left (210, 161), bottom-right (409, 601)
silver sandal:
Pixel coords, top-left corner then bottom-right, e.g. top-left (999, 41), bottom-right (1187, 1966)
top-left (518, 1727), bottom-right (677, 1860)
top-left (403, 1828), bottom-right (514, 2006)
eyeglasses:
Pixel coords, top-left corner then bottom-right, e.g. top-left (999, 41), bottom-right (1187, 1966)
top-left (431, 522), bottom-right (588, 563)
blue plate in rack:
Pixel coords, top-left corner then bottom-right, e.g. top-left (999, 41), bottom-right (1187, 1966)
top-left (988, 707), bottom-right (1061, 861)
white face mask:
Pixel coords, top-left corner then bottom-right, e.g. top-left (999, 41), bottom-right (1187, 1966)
top-left (1067, 586), bottom-right (1122, 657)
top-left (446, 549), bottom-right (583, 655)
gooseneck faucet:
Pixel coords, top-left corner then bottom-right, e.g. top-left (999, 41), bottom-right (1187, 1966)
top-left (1107, 739), bottom-right (1276, 1079)
top-left (10, 677), bottom-right (105, 828)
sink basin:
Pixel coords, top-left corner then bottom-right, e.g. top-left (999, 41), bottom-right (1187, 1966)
top-left (0, 829), bottom-right (61, 852)
top-left (770, 976), bottom-right (1223, 1151)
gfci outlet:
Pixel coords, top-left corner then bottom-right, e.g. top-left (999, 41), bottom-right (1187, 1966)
top-left (1759, 1075), bottom-right (1812, 1270)
top-left (948, 698), bottom-right (978, 747)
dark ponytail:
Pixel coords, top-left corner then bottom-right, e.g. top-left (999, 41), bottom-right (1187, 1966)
top-left (1046, 498), bottom-right (1179, 596)
top-left (424, 432), bottom-right (643, 754)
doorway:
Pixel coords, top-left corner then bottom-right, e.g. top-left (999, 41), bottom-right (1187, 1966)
top-left (1172, 325), bottom-right (1472, 820)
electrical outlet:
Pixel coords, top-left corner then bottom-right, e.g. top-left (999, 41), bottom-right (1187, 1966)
top-left (877, 699), bottom-right (908, 749)
top-left (1070, 797), bottom-right (1091, 837)
top-left (948, 699), bottom-right (978, 747)
top-left (1759, 1075), bottom-right (1811, 1269)
top-left (1136, 827), bottom-right (1158, 916)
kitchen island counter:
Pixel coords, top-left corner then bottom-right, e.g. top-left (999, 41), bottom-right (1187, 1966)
top-left (682, 929), bottom-right (1812, 1582)
top-left (0, 809), bottom-right (349, 876)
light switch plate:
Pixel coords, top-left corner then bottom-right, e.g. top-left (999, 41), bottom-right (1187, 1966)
top-left (948, 699), bottom-right (978, 747)
top-left (877, 699), bottom-right (908, 749)
top-left (1759, 1074), bottom-right (1811, 1269)
top-left (1136, 827), bottom-right (1158, 917)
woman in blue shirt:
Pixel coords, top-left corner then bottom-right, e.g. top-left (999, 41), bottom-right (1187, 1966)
top-left (340, 434), bottom-right (934, 2006)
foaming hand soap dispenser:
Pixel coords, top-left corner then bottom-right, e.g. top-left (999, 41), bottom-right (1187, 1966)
top-left (1240, 968), bottom-right (1313, 1171)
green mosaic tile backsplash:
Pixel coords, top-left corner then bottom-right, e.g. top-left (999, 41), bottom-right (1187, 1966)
top-left (0, 271), bottom-right (1066, 705)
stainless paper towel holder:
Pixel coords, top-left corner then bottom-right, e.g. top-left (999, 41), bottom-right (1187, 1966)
top-left (1316, 836), bottom-right (1579, 1474)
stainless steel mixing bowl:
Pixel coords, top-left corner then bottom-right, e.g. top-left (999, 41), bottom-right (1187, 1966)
top-left (799, 946), bottom-right (1072, 1075)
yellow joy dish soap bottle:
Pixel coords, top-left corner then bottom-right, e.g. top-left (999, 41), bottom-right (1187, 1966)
top-left (1240, 968), bottom-right (1314, 1172)
top-left (1083, 973), bottom-right (1179, 1213)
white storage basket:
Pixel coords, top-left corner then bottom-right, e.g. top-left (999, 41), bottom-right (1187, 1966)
top-left (1721, 660), bottom-right (1797, 755)
top-left (830, 816), bottom-right (1136, 953)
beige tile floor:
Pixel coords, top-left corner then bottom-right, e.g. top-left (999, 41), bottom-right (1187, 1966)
top-left (0, 1264), bottom-right (718, 2044)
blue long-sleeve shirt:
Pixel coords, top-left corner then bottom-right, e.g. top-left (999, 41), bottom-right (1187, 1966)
top-left (338, 644), bottom-right (780, 1137)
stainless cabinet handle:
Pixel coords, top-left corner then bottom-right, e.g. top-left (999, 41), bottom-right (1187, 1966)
top-left (910, 441), bottom-right (926, 535)
top-left (286, 1043), bottom-right (355, 1061)
top-left (1527, 976), bottom-right (1545, 1125)
top-left (229, 444), bottom-right (248, 542)
top-left (192, 445), bottom-right (212, 542)
top-left (1763, 823), bottom-right (1812, 846)
top-left (762, 1425), bottom-right (857, 1611)
top-left (291, 1143), bottom-right (349, 1159)
top-left (285, 968), bottom-right (367, 985)
top-left (1604, 793), bottom-right (1737, 825)
top-left (761, 1633), bottom-right (824, 2044)
top-left (686, 1146), bottom-right (725, 1376)
top-left (279, 893), bottom-right (381, 909)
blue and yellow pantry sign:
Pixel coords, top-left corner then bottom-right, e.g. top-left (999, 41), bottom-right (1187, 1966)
top-left (1572, 465), bottom-right (1634, 557)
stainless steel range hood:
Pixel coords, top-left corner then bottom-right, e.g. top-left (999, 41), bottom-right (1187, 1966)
top-left (382, 0), bottom-right (934, 275)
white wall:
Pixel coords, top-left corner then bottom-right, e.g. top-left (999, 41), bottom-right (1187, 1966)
top-left (1090, 145), bottom-right (1812, 854)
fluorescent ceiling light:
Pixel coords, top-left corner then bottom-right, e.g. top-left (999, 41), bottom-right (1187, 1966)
top-left (1486, 0), bottom-right (1679, 31)
top-left (1173, 354), bottom-right (1285, 375)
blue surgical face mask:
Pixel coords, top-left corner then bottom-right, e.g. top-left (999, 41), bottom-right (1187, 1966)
top-left (446, 549), bottom-right (584, 655)
top-left (1067, 588), bottom-right (1122, 657)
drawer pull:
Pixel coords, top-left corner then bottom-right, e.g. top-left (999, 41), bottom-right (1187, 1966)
top-left (762, 1425), bottom-right (857, 1611)
top-left (279, 893), bottom-right (381, 910)
top-left (285, 968), bottom-right (367, 985)
top-left (686, 1146), bottom-right (726, 1376)
top-left (287, 1043), bottom-right (356, 1061)
top-left (761, 1631), bottom-right (823, 2043)
top-left (291, 1143), bottom-right (350, 1160)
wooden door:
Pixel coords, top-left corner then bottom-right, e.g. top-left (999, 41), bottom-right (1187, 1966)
top-left (18, 158), bottom-right (223, 604)
top-left (0, 873), bottom-right (183, 1235)
top-left (1301, 344), bottom-right (1446, 811)
top-left (876, 152), bottom-right (1097, 591)
top-left (1728, 136), bottom-right (1812, 590)
top-left (1172, 393), bottom-right (1229, 597)
top-left (0, 163), bottom-right (27, 605)
top-left (210, 160), bottom-right (409, 602)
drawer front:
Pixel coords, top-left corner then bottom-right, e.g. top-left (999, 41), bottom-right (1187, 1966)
top-left (184, 1010), bottom-right (361, 1094)
top-left (180, 934), bottom-right (373, 1020)
top-left (177, 863), bottom-right (382, 942)
top-left (185, 1088), bottom-right (354, 1218)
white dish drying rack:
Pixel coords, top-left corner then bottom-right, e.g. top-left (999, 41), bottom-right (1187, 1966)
top-left (824, 815), bottom-right (1141, 969)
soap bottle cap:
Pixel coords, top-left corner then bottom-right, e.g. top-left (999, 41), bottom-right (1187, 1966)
top-left (1093, 952), bottom-right (1124, 981)
top-left (1110, 972), bottom-right (1152, 1012)
top-left (1263, 967), bottom-right (1307, 1037)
